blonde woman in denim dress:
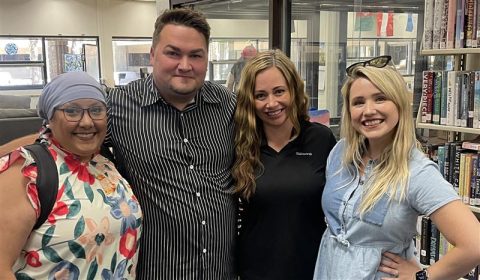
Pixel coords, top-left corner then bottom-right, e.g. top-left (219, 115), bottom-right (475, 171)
top-left (313, 57), bottom-right (480, 280)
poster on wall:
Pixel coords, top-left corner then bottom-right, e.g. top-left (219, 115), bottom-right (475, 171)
top-left (64, 54), bottom-right (83, 72)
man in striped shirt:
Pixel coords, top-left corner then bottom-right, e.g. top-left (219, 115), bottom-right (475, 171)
top-left (105, 8), bottom-right (236, 279)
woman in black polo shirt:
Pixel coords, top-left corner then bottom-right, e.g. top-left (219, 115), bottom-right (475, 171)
top-left (233, 49), bottom-right (336, 279)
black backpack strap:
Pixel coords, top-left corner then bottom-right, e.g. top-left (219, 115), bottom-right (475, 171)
top-left (24, 143), bottom-right (58, 230)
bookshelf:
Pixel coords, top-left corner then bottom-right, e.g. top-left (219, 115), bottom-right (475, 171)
top-left (416, 48), bottom-right (480, 217)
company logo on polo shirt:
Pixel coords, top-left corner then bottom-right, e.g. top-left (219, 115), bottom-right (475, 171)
top-left (296, 152), bottom-right (312, 156)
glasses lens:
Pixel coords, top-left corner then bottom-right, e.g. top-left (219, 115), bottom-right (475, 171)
top-left (63, 107), bottom-right (83, 121)
top-left (346, 62), bottom-right (363, 76)
top-left (88, 106), bottom-right (107, 120)
top-left (369, 56), bottom-right (391, 68)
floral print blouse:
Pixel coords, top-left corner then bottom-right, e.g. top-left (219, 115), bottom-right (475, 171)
top-left (0, 139), bottom-right (142, 279)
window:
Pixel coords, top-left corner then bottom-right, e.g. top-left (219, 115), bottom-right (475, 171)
top-left (0, 36), bottom-right (100, 91)
top-left (45, 37), bottom-right (100, 82)
top-left (0, 37), bottom-right (44, 89)
top-left (112, 37), bottom-right (152, 86)
top-left (208, 38), bottom-right (268, 84)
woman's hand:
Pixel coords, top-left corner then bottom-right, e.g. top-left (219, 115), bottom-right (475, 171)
top-left (378, 251), bottom-right (421, 280)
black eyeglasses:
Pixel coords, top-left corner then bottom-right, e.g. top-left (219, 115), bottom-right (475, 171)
top-left (346, 55), bottom-right (392, 77)
top-left (57, 105), bottom-right (107, 122)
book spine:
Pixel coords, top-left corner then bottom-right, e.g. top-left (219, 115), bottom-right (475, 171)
top-left (444, 143), bottom-right (451, 181)
top-left (462, 142), bottom-right (480, 150)
top-left (453, 145), bottom-right (463, 192)
top-left (448, 142), bottom-right (459, 184)
top-left (429, 222), bottom-right (440, 264)
top-left (455, 71), bottom-right (468, 127)
top-left (470, 154), bottom-right (478, 206)
top-left (427, 71), bottom-right (435, 123)
top-left (440, 0), bottom-right (450, 48)
top-left (441, 71), bottom-right (448, 125)
top-left (477, 0), bottom-right (480, 47)
top-left (447, 0), bottom-right (458, 48)
top-left (471, 0), bottom-right (478, 47)
top-left (424, 0), bottom-right (436, 49)
top-left (468, 71), bottom-right (475, 128)
top-left (476, 154), bottom-right (480, 206)
top-left (463, 153), bottom-right (472, 204)
top-left (455, 0), bottom-right (465, 48)
top-left (439, 233), bottom-right (451, 259)
top-left (433, 71), bottom-right (443, 124)
top-left (422, 71), bottom-right (433, 123)
top-left (461, 72), bottom-right (469, 127)
top-left (420, 216), bottom-right (432, 265)
top-left (438, 145), bottom-right (446, 177)
top-left (475, 71), bottom-right (480, 128)
top-left (433, 0), bottom-right (446, 49)
top-left (465, 0), bottom-right (475, 47)
top-left (459, 152), bottom-right (466, 198)
top-left (447, 71), bottom-right (457, 126)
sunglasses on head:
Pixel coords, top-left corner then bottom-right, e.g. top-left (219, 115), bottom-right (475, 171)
top-left (346, 55), bottom-right (392, 77)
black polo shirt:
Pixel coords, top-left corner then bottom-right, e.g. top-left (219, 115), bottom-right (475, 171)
top-left (238, 120), bottom-right (337, 280)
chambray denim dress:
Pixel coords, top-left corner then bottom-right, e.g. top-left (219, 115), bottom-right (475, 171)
top-left (313, 140), bottom-right (459, 280)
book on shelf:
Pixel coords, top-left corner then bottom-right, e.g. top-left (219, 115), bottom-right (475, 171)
top-left (438, 145), bottom-right (446, 176)
top-left (423, 141), bottom-right (480, 206)
top-left (429, 222), bottom-right (440, 265)
top-left (467, 72), bottom-right (475, 128)
top-left (423, 0), bottom-right (435, 49)
top-left (477, 0), bottom-right (480, 47)
top-left (457, 72), bottom-right (468, 127)
top-left (433, 0), bottom-right (446, 49)
top-left (454, 0), bottom-right (465, 49)
top-left (416, 216), bottom-right (480, 280)
top-left (447, 71), bottom-right (457, 126)
top-left (440, 0), bottom-right (450, 48)
top-left (420, 216), bottom-right (432, 265)
top-left (441, 70), bottom-right (449, 125)
top-left (475, 71), bottom-right (480, 128)
top-left (465, 0), bottom-right (476, 47)
top-left (462, 141), bottom-right (480, 150)
top-left (421, 71), bottom-right (434, 123)
top-left (433, 71), bottom-right (443, 124)
top-left (423, 0), bottom-right (480, 49)
top-left (420, 71), bottom-right (480, 128)
top-left (470, 154), bottom-right (478, 206)
top-left (446, 0), bottom-right (458, 48)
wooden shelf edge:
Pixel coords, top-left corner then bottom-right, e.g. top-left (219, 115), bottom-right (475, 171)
top-left (420, 48), bottom-right (480, 55)
top-left (416, 123), bottom-right (480, 134)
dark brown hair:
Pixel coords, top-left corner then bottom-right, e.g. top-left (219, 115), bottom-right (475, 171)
top-left (152, 8), bottom-right (210, 48)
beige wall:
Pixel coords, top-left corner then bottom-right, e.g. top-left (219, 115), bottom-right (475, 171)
top-left (0, 0), bottom-right (160, 86)
top-left (0, 0), bottom-right (270, 87)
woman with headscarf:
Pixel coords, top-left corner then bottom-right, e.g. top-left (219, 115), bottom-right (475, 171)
top-left (0, 72), bottom-right (142, 279)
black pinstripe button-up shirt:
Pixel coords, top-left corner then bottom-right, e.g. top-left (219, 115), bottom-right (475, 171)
top-left (106, 75), bottom-right (237, 279)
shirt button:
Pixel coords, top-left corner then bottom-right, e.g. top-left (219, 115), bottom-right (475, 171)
top-left (202, 248), bottom-right (207, 253)
top-left (189, 165), bottom-right (194, 170)
top-left (180, 113), bottom-right (184, 117)
top-left (184, 138), bottom-right (188, 143)
top-left (201, 220), bottom-right (206, 225)
top-left (196, 192), bottom-right (201, 197)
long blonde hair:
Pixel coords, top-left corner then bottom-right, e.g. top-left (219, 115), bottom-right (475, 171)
top-left (340, 65), bottom-right (420, 214)
top-left (233, 49), bottom-right (309, 200)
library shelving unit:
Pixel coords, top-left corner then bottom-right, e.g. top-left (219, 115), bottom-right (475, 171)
top-left (415, 47), bottom-right (480, 216)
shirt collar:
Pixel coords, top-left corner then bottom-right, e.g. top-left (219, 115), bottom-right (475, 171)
top-left (140, 76), bottom-right (222, 107)
top-left (259, 119), bottom-right (309, 149)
